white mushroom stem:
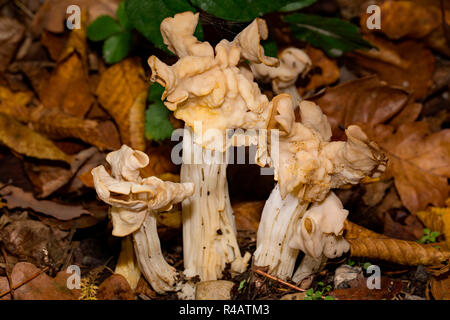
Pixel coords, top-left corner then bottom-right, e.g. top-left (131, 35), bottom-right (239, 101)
top-left (181, 126), bottom-right (251, 280)
top-left (292, 255), bottom-right (327, 283)
top-left (91, 145), bottom-right (194, 294)
top-left (133, 211), bottom-right (178, 293)
top-left (253, 184), bottom-right (308, 280)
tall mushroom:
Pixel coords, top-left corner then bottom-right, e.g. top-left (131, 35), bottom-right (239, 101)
top-left (254, 96), bottom-right (386, 280)
top-left (148, 12), bottom-right (279, 280)
top-left (91, 145), bottom-right (194, 293)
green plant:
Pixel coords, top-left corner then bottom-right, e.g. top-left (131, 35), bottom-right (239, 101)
top-left (418, 228), bottom-right (440, 244)
top-left (347, 258), bottom-right (356, 266)
top-left (145, 83), bottom-right (174, 141)
top-left (87, 1), bottom-right (133, 64)
top-left (304, 282), bottom-right (334, 300)
top-left (238, 279), bottom-right (247, 292)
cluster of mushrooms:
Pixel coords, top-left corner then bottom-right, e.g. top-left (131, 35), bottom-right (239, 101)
top-left (92, 12), bottom-right (386, 298)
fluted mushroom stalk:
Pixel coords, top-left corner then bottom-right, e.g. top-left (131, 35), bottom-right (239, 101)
top-left (254, 97), bottom-right (386, 280)
top-left (148, 12), bottom-right (278, 280)
top-left (91, 145), bottom-right (194, 293)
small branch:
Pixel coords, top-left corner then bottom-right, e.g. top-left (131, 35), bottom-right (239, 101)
top-left (252, 268), bottom-right (305, 292)
top-left (1, 247), bottom-right (14, 299)
top-left (0, 266), bottom-right (49, 298)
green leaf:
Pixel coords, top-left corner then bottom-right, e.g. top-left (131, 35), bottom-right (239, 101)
top-left (125, 0), bottom-right (201, 51)
top-left (347, 259), bottom-right (355, 266)
top-left (145, 84), bottom-right (174, 141)
top-left (87, 15), bottom-right (122, 41)
top-left (431, 231), bottom-right (441, 238)
top-left (363, 262), bottom-right (372, 270)
top-left (279, 0), bottom-right (317, 12)
top-left (238, 280), bottom-right (247, 292)
top-left (424, 228), bottom-right (431, 234)
top-left (284, 13), bottom-right (372, 57)
top-left (191, 0), bottom-right (295, 21)
top-left (103, 32), bottom-right (132, 64)
top-left (117, 1), bottom-right (132, 30)
top-left (262, 40), bottom-right (278, 58)
top-left (306, 288), bottom-right (313, 296)
top-left (324, 295), bottom-right (335, 300)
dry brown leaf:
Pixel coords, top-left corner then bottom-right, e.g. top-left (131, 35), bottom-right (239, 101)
top-left (311, 75), bottom-right (409, 139)
top-left (344, 220), bottom-right (389, 240)
top-left (388, 102), bottom-right (422, 129)
top-left (297, 45), bottom-right (340, 96)
top-left (31, 0), bottom-right (120, 35)
top-left (0, 262), bottom-right (80, 300)
top-left (96, 58), bottom-right (148, 151)
top-left (416, 206), bottom-right (450, 247)
top-left (0, 184), bottom-right (91, 220)
top-left (383, 211), bottom-right (424, 241)
top-left (232, 201), bottom-right (265, 233)
top-left (347, 237), bottom-right (450, 266)
top-left (96, 274), bottom-right (134, 300)
top-left (0, 113), bottom-right (71, 163)
top-left (29, 105), bottom-right (120, 151)
top-left (0, 17), bottom-right (25, 72)
top-left (24, 147), bottom-right (98, 198)
top-left (349, 36), bottom-right (435, 99)
top-left (430, 272), bottom-right (450, 300)
top-left (39, 19), bottom-right (93, 117)
top-left (330, 277), bottom-right (402, 300)
top-left (0, 86), bottom-right (32, 121)
top-left (360, 1), bottom-right (441, 40)
top-left (41, 31), bottom-right (68, 61)
top-left (366, 122), bottom-right (450, 213)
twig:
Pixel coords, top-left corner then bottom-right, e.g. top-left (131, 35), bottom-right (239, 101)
top-left (0, 246), bottom-right (14, 299)
top-left (14, 0), bottom-right (34, 20)
top-left (252, 268), bottom-right (305, 292)
top-left (0, 266), bottom-right (49, 298)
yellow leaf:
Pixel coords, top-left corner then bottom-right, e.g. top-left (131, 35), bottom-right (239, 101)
top-left (0, 113), bottom-right (71, 163)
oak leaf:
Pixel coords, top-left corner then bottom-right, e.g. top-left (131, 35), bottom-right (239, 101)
top-left (368, 122), bottom-right (450, 213)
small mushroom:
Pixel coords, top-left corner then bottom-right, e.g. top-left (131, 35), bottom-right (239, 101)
top-left (91, 145), bottom-right (194, 293)
top-left (254, 97), bottom-right (386, 280)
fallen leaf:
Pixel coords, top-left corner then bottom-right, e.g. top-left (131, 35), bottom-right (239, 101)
top-left (311, 75), bottom-right (409, 139)
top-left (0, 262), bottom-right (80, 300)
top-left (360, 1), bottom-right (441, 40)
top-left (31, 0), bottom-right (120, 35)
top-left (297, 45), bottom-right (340, 96)
top-left (0, 86), bottom-right (32, 121)
top-left (39, 19), bottom-right (94, 117)
top-left (232, 201), bottom-right (265, 233)
top-left (367, 122), bottom-right (450, 213)
top-left (347, 237), bottom-right (450, 266)
top-left (28, 105), bottom-right (120, 151)
top-left (0, 17), bottom-right (25, 72)
top-left (15, 62), bottom-right (51, 100)
top-left (383, 211), bottom-right (424, 241)
top-left (0, 184), bottom-right (91, 220)
top-left (0, 212), bottom-right (69, 266)
top-left (331, 277), bottom-right (402, 300)
top-left (430, 272), bottom-right (450, 300)
top-left (344, 220), bottom-right (389, 240)
top-left (416, 206), bottom-right (450, 248)
top-left (96, 57), bottom-right (148, 151)
top-left (0, 113), bottom-right (71, 163)
top-left (96, 274), bottom-right (134, 300)
top-left (40, 30), bottom-right (68, 61)
top-left (349, 36), bottom-right (435, 99)
top-left (24, 147), bottom-right (98, 198)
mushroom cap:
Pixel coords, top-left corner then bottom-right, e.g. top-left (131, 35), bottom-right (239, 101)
top-left (148, 12), bottom-right (280, 150)
top-left (289, 192), bottom-right (350, 259)
top-left (91, 145), bottom-right (195, 236)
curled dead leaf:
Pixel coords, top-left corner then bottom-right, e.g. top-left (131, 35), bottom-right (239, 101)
top-left (0, 17), bottom-right (25, 72)
top-left (347, 237), bottom-right (450, 266)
